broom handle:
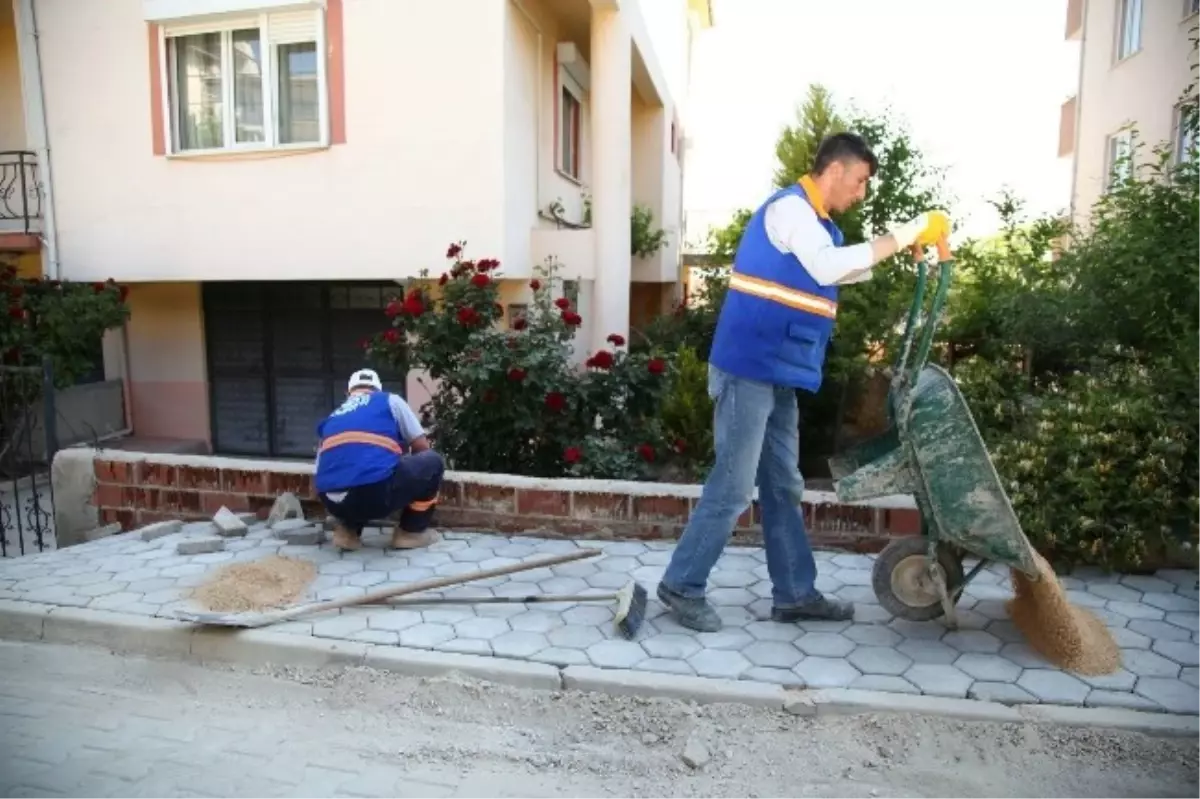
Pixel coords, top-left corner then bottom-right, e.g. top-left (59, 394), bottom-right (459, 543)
top-left (366, 592), bottom-right (618, 607)
top-left (270, 548), bottom-right (602, 623)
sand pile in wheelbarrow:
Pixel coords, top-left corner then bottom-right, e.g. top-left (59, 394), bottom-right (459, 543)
top-left (191, 555), bottom-right (317, 613)
top-left (1006, 550), bottom-right (1120, 676)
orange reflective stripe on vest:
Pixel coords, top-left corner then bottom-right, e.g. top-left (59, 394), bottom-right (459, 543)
top-left (728, 272), bottom-right (838, 319)
top-left (318, 431), bottom-right (405, 455)
top-left (406, 497), bottom-right (438, 512)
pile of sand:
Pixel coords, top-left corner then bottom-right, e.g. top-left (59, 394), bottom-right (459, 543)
top-left (191, 555), bottom-right (317, 613)
top-left (1006, 550), bottom-right (1121, 676)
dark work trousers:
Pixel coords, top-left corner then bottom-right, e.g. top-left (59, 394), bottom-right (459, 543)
top-left (319, 450), bottom-right (445, 536)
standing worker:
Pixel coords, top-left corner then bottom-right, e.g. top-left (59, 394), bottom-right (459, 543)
top-left (315, 368), bottom-right (444, 551)
top-left (658, 133), bottom-right (949, 631)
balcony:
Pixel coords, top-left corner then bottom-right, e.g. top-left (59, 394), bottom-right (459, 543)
top-left (1065, 0), bottom-right (1083, 40)
top-left (0, 152), bottom-right (42, 251)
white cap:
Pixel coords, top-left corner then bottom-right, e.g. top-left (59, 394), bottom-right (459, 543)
top-left (348, 368), bottom-right (383, 392)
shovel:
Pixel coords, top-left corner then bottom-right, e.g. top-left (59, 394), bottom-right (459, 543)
top-left (174, 548), bottom-right (601, 629)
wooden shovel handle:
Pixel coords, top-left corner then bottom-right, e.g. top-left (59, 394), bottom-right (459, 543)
top-left (269, 547), bottom-right (602, 624)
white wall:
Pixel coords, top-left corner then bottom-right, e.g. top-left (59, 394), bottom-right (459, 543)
top-left (36, 0), bottom-right (507, 283)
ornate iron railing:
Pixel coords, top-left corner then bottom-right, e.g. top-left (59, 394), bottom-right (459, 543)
top-left (0, 360), bottom-right (57, 557)
top-left (0, 151), bottom-right (42, 235)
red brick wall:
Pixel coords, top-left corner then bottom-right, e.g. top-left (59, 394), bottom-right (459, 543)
top-left (91, 454), bottom-right (920, 553)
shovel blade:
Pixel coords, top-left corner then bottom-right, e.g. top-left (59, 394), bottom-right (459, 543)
top-left (173, 608), bottom-right (283, 628)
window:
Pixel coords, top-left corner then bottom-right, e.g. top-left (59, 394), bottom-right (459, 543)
top-left (1176, 104), bottom-right (1197, 163)
top-left (163, 9), bottom-right (326, 154)
top-left (1116, 0), bottom-right (1143, 61)
top-left (1188, 0), bottom-right (1200, 18)
top-left (1104, 129), bottom-right (1134, 191)
top-left (559, 84), bottom-right (582, 180)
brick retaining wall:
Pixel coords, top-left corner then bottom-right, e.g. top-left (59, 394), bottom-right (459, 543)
top-left (82, 450), bottom-right (920, 552)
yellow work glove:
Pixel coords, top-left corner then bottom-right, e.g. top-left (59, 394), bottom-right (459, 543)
top-left (889, 211), bottom-right (952, 249)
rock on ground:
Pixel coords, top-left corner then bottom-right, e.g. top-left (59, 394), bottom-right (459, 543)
top-left (0, 640), bottom-right (1196, 799)
top-left (267, 492), bottom-right (305, 526)
top-left (177, 537), bottom-right (226, 555)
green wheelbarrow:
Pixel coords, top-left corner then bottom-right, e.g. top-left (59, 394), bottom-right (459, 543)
top-left (827, 238), bottom-right (1040, 628)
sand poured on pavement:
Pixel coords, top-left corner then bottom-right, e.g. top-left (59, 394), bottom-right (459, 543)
top-left (1007, 550), bottom-right (1121, 676)
top-left (192, 555), bottom-right (317, 613)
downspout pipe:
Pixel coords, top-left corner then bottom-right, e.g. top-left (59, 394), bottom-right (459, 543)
top-left (13, 0), bottom-right (60, 280)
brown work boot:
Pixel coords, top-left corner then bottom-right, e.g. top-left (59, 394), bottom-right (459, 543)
top-left (390, 527), bottom-right (438, 550)
top-left (331, 524), bottom-right (362, 551)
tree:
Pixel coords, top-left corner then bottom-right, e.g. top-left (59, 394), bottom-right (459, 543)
top-left (772, 85), bottom-right (843, 188)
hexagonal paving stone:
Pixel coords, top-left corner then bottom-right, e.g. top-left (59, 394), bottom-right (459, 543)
top-left (833, 569), bottom-right (872, 587)
top-left (398, 623), bottom-right (456, 649)
top-left (421, 607), bottom-right (476, 625)
top-left (368, 610), bottom-right (424, 631)
top-left (1165, 612), bottom-right (1200, 632)
top-left (320, 561), bottom-right (364, 576)
top-left (999, 643), bottom-right (1051, 669)
top-left (1135, 677), bottom-right (1200, 714)
top-left (971, 600), bottom-right (1011, 622)
top-left (813, 574), bottom-right (843, 594)
top-left (891, 641), bottom-right (957, 669)
top-left (1128, 620), bottom-right (1193, 644)
top-left (632, 566), bottom-right (666, 584)
top-left (793, 657), bottom-right (860, 688)
top-left (562, 605), bottom-right (614, 626)
top-left (708, 588), bottom-right (756, 607)
top-left (904, 664), bottom-right (972, 698)
top-left (963, 582), bottom-right (1014, 602)
top-left (1105, 601), bottom-right (1164, 621)
top-left (796, 632), bottom-right (854, 658)
top-left (601, 541), bottom-right (648, 557)
top-left (1085, 690), bottom-right (1162, 712)
top-left (491, 630), bottom-right (550, 658)
top-left (345, 571), bottom-right (387, 588)
top-left (984, 620), bottom-right (1025, 644)
top-left (832, 553), bottom-right (874, 570)
top-left (388, 567), bottom-right (435, 583)
top-left (1063, 590), bottom-right (1106, 609)
top-left (798, 619), bottom-right (853, 634)
top-left (449, 548), bottom-right (494, 564)
top-left (1123, 648), bottom-right (1182, 678)
top-left (547, 625), bottom-right (605, 650)
top-left (509, 610), bottom-right (565, 633)
top-left (1016, 670), bottom-right (1090, 705)
top-left (847, 674), bottom-right (918, 695)
top-left (583, 572), bottom-right (633, 591)
top-left (1110, 626), bottom-right (1152, 649)
top-left (312, 614), bottom-right (369, 639)
top-left (709, 570), bottom-right (756, 589)
top-left (717, 555), bottom-right (759, 572)
top-left (587, 640), bottom-right (648, 669)
top-left (744, 620), bottom-right (801, 642)
top-left (539, 576), bottom-right (590, 595)
top-left (638, 550), bottom-right (673, 567)
top-left (1078, 668), bottom-right (1137, 691)
top-left (954, 653), bottom-right (1022, 682)
top-left (848, 646), bottom-right (912, 676)
top-left (1181, 667), bottom-right (1199, 687)
top-left (1152, 640), bottom-right (1200, 667)
top-left (1120, 574), bottom-right (1176, 594)
top-left (1089, 583), bottom-right (1143, 603)
top-left (694, 627), bottom-right (755, 650)
top-left (639, 658), bottom-right (696, 676)
top-left (853, 605), bottom-right (893, 625)
top-left (943, 629), bottom-right (1002, 654)
top-left (834, 586), bottom-right (877, 605)
top-left (453, 616), bottom-right (511, 641)
top-left (844, 623), bottom-right (902, 647)
top-left (888, 619), bottom-right (945, 641)
top-left (687, 648), bottom-right (750, 679)
top-left (553, 560), bottom-right (599, 578)
top-left (596, 556), bottom-right (640, 574)
top-left (743, 641), bottom-right (804, 669)
top-left (643, 634), bottom-right (703, 660)
top-left (968, 682), bottom-right (1036, 705)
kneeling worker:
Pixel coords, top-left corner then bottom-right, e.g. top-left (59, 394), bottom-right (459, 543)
top-left (315, 368), bottom-right (444, 551)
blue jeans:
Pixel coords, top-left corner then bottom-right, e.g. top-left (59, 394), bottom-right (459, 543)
top-left (662, 365), bottom-right (818, 608)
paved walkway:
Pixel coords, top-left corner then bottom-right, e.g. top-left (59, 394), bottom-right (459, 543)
top-left (0, 521), bottom-right (1196, 715)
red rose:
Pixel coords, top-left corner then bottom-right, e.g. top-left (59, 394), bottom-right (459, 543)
top-left (471, 273), bottom-right (490, 288)
top-left (384, 328), bottom-right (400, 344)
top-left (385, 299), bottom-right (402, 318)
top-left (607, 333), bottom-right (626, 347)
top-left (402, 294), bottom-right (425, 316)
top-left (672, 439), bottom-right (687, 454)
top-left (456, 306), bottom-right (479, 325)
top-left (512, 317), bottom-right (528, 331)
top-left (507, 367), bottom-right (527, 382)
top-left (545, 392), bottom-right (566, 412)
top-left (439, 273), bottom-right (449, 286)
top-left (447, 243), bottom-right (463, 259)
top-left (564, 446), bottom-right (582, 464)
top-left (554, 297), bottom-right (570, 310)
top-left (637, 443), bottom-right (656, 462)
top-left (562, 311), bottom-right (582, 327)
top-left (478, 258), bottom-right (500, 271)
top-left (529, 279), bottom-right (541, 291)
top-left (648, 358), bottom-right (666, 375)
top-left (586, 350), bottom-right (615, 370)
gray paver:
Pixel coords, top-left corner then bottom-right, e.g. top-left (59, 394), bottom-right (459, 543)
top-left (1135, 678), bottom-right (1200, 714)
top-left (1123, 648), bottom-right (1182, 678)
top-left (509, 610), bottom-right (564, 633)
top-left (642, 633), bottom-right (702, 659)
top-left (1130, 619), bottom-right (1193, 642)
top-left (529, 646), bottom-right (589, 666)
top-left (968, 682), bottom-right (1036, 704)
top-left (1120, 575), bottom-right (1176, 594)
top-left (1165, 612), bottom-right (1200, 632)
top-left (1141, 592), bottom-right (1199, 612)
top-left (888, 619), bottom-right (945, 640)
top-left (1152, 640), bottom-right (1200, 667)
top-left (743, 620), bottom-right (801, 642)
top-left (793, 657), bottom-right (860, 688)
top-left (904, 664), bottom-right (972, 698)
top-left (999, 643), bottom-right (1051, 669)
top-left (943, 629), bottom-right (1002, 654)
top-left (1079, 668), bottom-right (1137, 691)
top-left (954, 653), bottom-right (1021, 682)
top-left (491, 630), bottom-right (550, 658)
top-left (743, 641), bottom-right (804, 669)
top-left (638, 658), bottom-right (695, 676)
top-left (1085, 689), bottom-right (1164, 712)
top-left (709, 570), bottom-right (756, 588)
top-left (851, 674), bottom-right (920, 694)
top-left (547, 624), bottom-right (604, 649)
top-left (587, 640), bottom-right (649, 669)
top-left (1182, 667), bottom-right (1199, 687)
top-left (361, 608), bottom-right (422, 633)
top-left (454, 616), bottom-right (511, 641)
top-left (796, 632), bottom-right (854, 657)
top-left (1106, 600), bottom-right (1164, 621)
top-left (399, 623), bottom-right (456, 649)
top-left (1017, 670), bottom-right (1090, 705)
top-left (848, 646), bottom-right (912, 676)
top-left (420, 607), bottom-right (476, 625)
top-left (895, 638), bottom-right (957, 665)
top-left (686, 648), bottom-right (750, 679)
top-left (561, 605), bottom-right (613, 626)
top-left (1089, 583), bottom-right (1142, 603)
top-left (1110, 626), bottom-right (1152, 649)
top-left (694, 628), bottom-right (754, 650)
top-left (177, 538), bottom-right (225, 555)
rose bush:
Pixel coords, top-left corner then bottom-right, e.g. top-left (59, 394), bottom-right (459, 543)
top-left (366, 245), bottom-right (677, 479)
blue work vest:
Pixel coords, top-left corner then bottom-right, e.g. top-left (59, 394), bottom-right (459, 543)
top-left (314, 390), bottom-right (406, 493)
top-left (708, 180), bottom-right (843, 392)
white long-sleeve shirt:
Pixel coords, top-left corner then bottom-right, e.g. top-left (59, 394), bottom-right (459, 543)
top-left (763, 194), bottom-right (875, 286)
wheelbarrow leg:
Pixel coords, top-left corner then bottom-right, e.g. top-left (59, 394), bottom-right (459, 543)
top-left (926, 539), bottom-right (958, 630)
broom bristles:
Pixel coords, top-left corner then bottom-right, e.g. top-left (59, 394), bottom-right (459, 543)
top-left (614, 582), bottom-right (647, 640)
top-left (1007, 550), bottom-right (1121, 676)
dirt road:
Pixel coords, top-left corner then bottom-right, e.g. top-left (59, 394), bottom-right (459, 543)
top-left (0, 640), bottom-right (1195, 797)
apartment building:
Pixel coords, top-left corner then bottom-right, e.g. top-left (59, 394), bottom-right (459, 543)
top-left (1, 0), bottom-right (713, 457)
top-left (1060, 0), bottom-right (1198, 223)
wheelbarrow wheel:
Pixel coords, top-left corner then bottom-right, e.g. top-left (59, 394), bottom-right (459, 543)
top-left (872, 537), bottom-right (965, 622)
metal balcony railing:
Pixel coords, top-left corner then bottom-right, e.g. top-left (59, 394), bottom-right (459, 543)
top-left (0, 151), bottom-right (42, 235)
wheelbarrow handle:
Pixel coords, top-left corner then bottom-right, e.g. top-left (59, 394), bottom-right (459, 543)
top-left (892, 235), bottom-right (954, 392)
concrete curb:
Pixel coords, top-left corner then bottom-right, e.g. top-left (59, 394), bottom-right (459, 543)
top-left (1, 599), bottom-right (1196, 738)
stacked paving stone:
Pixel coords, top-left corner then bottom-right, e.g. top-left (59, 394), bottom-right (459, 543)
top-left (0, 519), bottom-right (1196, 715)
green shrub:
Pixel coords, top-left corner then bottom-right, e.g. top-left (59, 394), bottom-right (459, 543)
top-left (658, 346), bottom-right (714, 480)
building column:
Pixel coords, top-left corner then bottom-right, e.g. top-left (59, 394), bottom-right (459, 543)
top-left (588, 3), bottom-right (632, 352)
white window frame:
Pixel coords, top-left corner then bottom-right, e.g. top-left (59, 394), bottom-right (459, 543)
top-left (1187, 0), bottom-right (1200, 20)
top-left (1104, 128), bottom-right (1135, 192)
top-left (1175, 103), bottom-right (1197, 163)
top-left (1114, 0), bottom-right (1143, 62)
top-left (557, 73), bottom-right (585, 183)
top-left (159, 8), bottom-right (329, 156)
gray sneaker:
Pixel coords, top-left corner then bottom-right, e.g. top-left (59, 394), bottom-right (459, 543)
top-left (657, 583), bottom-right (722, 632)
top-left (770, 593), bottom-right (855, 623)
